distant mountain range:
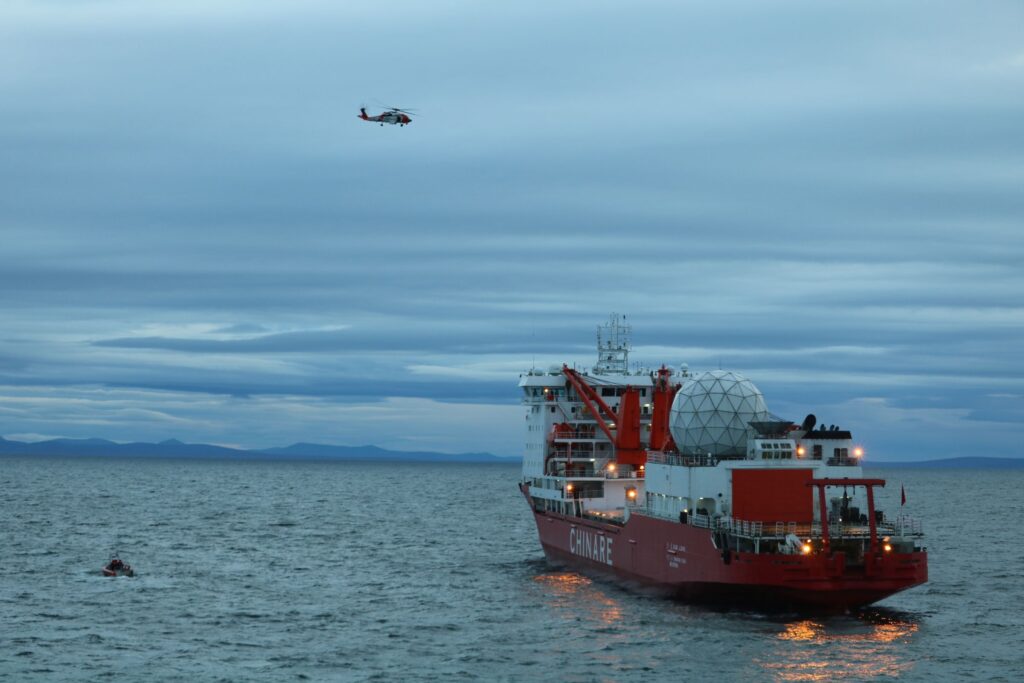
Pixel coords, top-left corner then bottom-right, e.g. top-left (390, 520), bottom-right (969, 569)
top-left (0, 436), bottom-right (515, 463)
top-left (1, 436), bottom-right (1021, 467)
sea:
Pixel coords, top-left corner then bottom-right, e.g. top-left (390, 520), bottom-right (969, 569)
top-left (1, 457), bottom-right (1021, 682)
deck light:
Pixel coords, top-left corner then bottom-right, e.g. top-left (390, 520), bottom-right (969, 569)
top-left (883, 543), bottom-right (892, 552)
top-left (801, 543), bottom-right (813, 555)
top-left (853, 447), bottom-right (864, 458)
top-left (566, 483), bottom-right (574, 493)
top-left (796, 446), bottom-right (806, 457)
top-left (627, 488), bottom-right (638, 500)
top-left (607, 463), bottom-right (617, 472)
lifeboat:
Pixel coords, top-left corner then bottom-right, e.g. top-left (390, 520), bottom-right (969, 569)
top-left (102, 555), bottom-right (135, 577)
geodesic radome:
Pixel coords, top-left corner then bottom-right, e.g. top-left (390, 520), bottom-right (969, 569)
top-left (669, 370), bottom-right (769, 457)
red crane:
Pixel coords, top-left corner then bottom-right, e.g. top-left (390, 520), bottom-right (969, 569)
top-left (562, 365), bottom-right (679, 466)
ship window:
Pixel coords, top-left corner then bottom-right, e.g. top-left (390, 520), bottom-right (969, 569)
top-left (813, 444), bottom-right (822, 459)
top-left (601, 388), bottom-right (613, 396)
top-left (550, 407), bottom-right (556, 413)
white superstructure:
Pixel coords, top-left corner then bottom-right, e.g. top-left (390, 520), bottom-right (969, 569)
top-left (520, 315), bottom-right (882, 531)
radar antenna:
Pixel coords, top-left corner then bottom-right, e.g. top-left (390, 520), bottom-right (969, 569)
top-left (595, 313), bottom-right (631, 374)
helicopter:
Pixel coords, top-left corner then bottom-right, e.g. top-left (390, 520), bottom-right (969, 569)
top-left (358, 106), bottom-right (414, 127)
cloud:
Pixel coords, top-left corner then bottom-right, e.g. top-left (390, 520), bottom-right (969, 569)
top-left (0, 0), bottom-right (1022, 457)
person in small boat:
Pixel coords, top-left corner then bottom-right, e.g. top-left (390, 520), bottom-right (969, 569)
top-left (108, 558), bottom-right (124, 571)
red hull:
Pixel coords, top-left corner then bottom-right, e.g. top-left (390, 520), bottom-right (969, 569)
top-left (525, 491), bottom-right (927, 611)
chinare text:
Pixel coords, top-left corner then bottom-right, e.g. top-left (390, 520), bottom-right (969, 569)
top-left (569, 528), bottom-right (614, 566)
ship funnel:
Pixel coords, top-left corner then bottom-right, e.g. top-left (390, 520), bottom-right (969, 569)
top-left (801, 414), bottom-right (817, 432)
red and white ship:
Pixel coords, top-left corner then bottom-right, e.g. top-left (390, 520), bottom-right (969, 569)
top-left (519, 315), bottom-right (927, 610)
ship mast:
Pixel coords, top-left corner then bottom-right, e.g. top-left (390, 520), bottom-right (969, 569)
top-left (595, 313), bottom-right (631, 375)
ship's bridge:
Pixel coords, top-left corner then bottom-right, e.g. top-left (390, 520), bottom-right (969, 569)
top-left (749, 439), bottom-right (796, 460)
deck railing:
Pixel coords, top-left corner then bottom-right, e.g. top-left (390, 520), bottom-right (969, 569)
top-left (550, 430), bottom-right (601, 441)
top-left (626, 505), bottom-right (924, 539)
top-left (645, 452), bottom-right (718, 467)
top-left (893, 514), bottom-right (924, 536)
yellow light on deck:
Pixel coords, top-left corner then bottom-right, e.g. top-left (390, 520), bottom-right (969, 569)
top-left (883, 543), bottom-right (892, 552)
top-left (801, 543), bottom-right (813, 555)
top-left (796, 446), bottom-right (806, 457)
top-left (854, 447), bottom-right (864, 458)
top-left (607, 463), bottom-right (617, 472)
top-left (627, 489), bottom-right (638, 500)
top-left (566, 483), bottom-right (574, 493)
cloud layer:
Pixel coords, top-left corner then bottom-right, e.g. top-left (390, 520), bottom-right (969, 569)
top-left (2, 1), bottom-right (1022, 457)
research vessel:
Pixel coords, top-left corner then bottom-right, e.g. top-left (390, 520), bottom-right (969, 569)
top-left (519, 315), bottom-right (927, 610)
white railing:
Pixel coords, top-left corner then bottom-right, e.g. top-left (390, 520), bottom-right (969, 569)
top-left (602, 470), bottom-right (645, 480)
top-left (626, 506), bottom-right (925, 540)
top-left (550, 430), bottom-right (601, 441)
top-left (888, 514), bottom-right (924, 537)
top-left (645, 452), bottom-right (717, 467)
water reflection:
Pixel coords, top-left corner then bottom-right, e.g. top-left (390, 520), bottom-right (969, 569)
top-left (532, 571), bottom-right (624, 626)
top-left (760, 610), bottom-right (921, 681)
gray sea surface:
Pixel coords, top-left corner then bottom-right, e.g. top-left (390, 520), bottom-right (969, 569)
top-left (1, 457), bottom-right (1022, 681)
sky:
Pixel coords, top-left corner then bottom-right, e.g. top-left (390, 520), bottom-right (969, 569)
top-left (1, 0), bottom-right (1022, 459)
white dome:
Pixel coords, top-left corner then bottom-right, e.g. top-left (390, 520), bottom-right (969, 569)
top-left (669, 370), bottom-right (769, 457)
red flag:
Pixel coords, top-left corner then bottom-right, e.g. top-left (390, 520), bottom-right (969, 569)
top-left (901, 484), bottom-right (906, 506)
